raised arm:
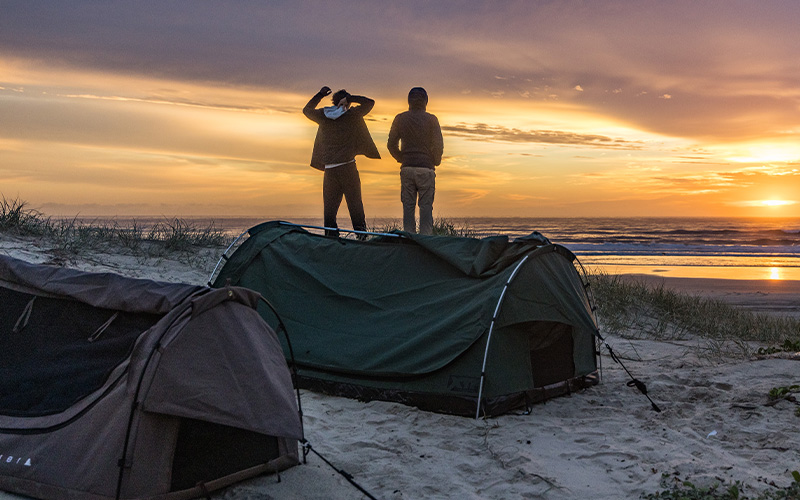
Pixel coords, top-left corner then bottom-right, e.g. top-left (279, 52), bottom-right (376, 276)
top-left (347, 94), bottom-right (375, 116)
top-left (303, 86), bottom-right (331, 122)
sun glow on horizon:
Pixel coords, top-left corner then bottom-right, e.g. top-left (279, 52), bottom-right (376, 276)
top-left (761, 199), bottom-right (794, 207)
top-left (733, 199), bottom-right (797, 208)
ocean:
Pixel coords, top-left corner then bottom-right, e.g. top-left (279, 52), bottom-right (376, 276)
top-left (72, 216), bottom-right (800, 281)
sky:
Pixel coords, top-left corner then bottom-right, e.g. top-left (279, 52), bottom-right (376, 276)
top-left (1, 0), bottom-right (800, 219)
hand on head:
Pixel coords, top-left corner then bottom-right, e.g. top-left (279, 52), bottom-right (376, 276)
top-left (331, 89), bottom-right (351, 107)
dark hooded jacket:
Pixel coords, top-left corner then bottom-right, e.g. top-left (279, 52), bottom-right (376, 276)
top-left (387, 88), bottom-right (444, 169)
top-left (304, 91), bottom-right (381, 171)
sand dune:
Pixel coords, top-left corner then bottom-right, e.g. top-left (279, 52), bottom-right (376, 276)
top-left (1, 234), bottom-right (798, 499)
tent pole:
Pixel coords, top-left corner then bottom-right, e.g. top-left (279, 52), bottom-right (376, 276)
top-left (474, 256), bottom-right (529, 419)
top-left (258, 296), bottom-right (306, 442)
top-left (207, 229), bottom-right (250, 286)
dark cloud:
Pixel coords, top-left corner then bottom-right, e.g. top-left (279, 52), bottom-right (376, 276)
top-left (0, 1), bottom-right (445, 93)
top-left (442, 123), bottom-right (643, 149)
top-left (1, 1), bottom-right (800, 141)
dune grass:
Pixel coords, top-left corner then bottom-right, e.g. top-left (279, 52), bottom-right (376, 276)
top-left (588, 271), bottom-right (800, 360)
top-left (642, 471), bottom-right (800, 500)
top-left (0, 196), bottom-right (230, 262)
top-left (369, 217), bottom-right (481, 238)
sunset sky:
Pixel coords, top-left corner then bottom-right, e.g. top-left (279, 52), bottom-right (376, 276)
top-left (2, 1), bottom-right (800, 219)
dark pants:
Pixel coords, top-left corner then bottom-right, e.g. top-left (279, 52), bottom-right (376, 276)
top-left (323, 161), bottom-right (366, 236)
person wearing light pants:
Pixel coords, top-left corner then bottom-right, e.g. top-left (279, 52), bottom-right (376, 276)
top-left (387, 87), bottom-right (444, 235)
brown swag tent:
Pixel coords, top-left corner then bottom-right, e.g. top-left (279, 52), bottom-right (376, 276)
top-left (0, 255), bottom-right (302, 500)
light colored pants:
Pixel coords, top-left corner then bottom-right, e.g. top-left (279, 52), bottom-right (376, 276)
top-left (400, 167), bottom-right (435, 234)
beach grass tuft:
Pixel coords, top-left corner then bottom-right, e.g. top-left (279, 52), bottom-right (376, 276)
top-left (0, 196), bottom-right (230, 263)
top-left (369, 217), bottom-right (480, 238)
top-left (642, 470), bottom-right (800, 499)
top-left (1, 196), bottom-right (50, 234)
top-left (589, 271), bottom-right (800, 360)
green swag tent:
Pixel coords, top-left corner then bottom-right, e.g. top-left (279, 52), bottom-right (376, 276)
top-left (212, 221), bottom-right (600, 418)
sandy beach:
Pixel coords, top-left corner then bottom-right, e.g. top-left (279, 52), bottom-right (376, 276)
top-left (1, 233), bottom-right (799, 500)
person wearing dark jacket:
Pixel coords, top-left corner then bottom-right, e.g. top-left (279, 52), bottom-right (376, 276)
top-left (303, 86), bottom-right (380, 237)
top-left (387, 87), bottom-right (444, 235)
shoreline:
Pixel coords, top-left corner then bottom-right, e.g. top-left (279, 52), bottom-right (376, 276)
top-left (588, 263), bottom-right (800, 281)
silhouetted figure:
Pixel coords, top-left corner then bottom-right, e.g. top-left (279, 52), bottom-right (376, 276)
top-left (304, 86), bottom-right (380, 237)
top-left (387, 87), bottom-right (444, 235)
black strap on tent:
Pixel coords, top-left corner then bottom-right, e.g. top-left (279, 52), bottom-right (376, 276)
top-left (602, 340), bottom-right (661, 412)
top-left (301, 440), bottom-right (379, 500)
top-left (12, 296), bottom-right (35, 334)
top-left (572, 257), bottom-right (605, 378)
top-left (573, 256), bottom-right (661, 413)
top-left (88, 312), bottom-right (119, 342)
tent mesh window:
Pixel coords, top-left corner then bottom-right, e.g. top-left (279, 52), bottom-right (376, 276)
top-left (528, 321), bottom-right (575, 387)
top-left (0, 287), bottom-right (162, 417)
top-left (170, 417), bottom-right (281, 490)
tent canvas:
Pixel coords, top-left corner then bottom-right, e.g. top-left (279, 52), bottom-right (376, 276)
top-left (0, 255), bottom-right (302, 500)
top-left (212, 221), bottom-right (600, 417)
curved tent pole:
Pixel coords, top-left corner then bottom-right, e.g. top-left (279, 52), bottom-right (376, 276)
top-left (474, 255), bottom-right (530, 419)
top-left (257, 295), bottom-right (305, 444)
top-left (207, 229), bottom-right (250, 286)
top-left (115, 306), bottom-right (191, 500)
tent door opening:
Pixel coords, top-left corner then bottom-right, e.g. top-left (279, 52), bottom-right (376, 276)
top-left (528, 321), bottom-right (575, 387)
top-left (170, 417), bottom-right (281, 491)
